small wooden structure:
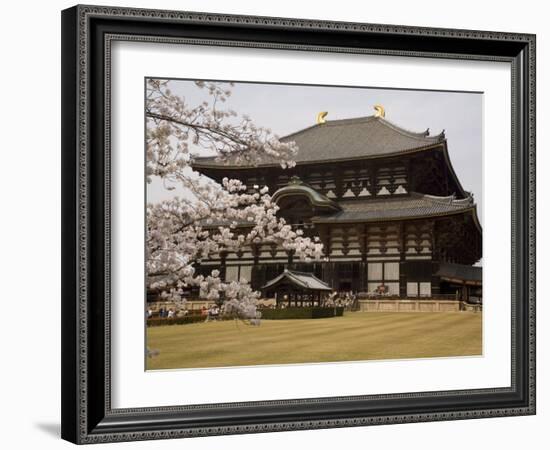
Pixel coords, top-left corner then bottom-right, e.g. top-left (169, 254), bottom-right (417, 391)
top-left (261, 269), bottom-right (333, 307)
top-left (436, 262), bottom-right (482, 303)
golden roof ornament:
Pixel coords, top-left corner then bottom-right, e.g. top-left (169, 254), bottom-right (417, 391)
top-left (373, 104), bottom-right (385, 118)
top-left (316, 111), bottom-right (328, 124)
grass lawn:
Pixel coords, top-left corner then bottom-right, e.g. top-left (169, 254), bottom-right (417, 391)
top-left (146, 312), bottom-right (482, 370)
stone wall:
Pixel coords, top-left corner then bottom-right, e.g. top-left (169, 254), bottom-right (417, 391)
top-left (358, 299), bottom-right (468, 313)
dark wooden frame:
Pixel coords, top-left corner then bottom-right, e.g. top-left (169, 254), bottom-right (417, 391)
top-left (61, 4), bottom-right (536, 444)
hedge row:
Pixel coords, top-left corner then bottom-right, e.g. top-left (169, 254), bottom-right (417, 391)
top-left (148, 307), bottom-right (344, 325)
top-left (151, 309), bottom-right (205, 318)
top-left (147, 315), bottom-right (205, 327)
top-left (259, 307), bottom-right (344, 320)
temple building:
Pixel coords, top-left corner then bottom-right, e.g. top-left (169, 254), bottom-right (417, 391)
top-left (192, 107), bottom-right (482, 302)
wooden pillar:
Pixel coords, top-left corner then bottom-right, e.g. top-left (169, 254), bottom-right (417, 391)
top-left (368, 166), bottom-right (379, 197)
top-left (334, 167), bottom-right (344, 199)
top-left (220, 251), bottom-right (227, 282)
top-left (287, 250), bottom-right (294, 266)
top-left (342, 225), bottom-right (350, 257)
top-left (252, 244), bottom-right (260, 265)
top-left (319, 224), bottom-right (333, 288)
top-left (326, 262), bottom-right (335, 293)
top-left (429, 221), bottom-right (440, 297)
top-left (250, 244), bottom-right (260, 290)
top-left (399, 223), bottom-right (407, 299)
top-left (356, 224), bottom-right (367, 291)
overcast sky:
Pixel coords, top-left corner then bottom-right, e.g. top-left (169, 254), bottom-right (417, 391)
top-left (147, 79), bottom-right (483, 222)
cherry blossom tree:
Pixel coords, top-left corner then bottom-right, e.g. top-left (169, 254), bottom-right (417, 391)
top-left (146, 79), bottom-right (323, 320)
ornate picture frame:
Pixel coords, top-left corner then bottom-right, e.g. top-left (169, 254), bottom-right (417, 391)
top-left (61, 5), bottom-right (535, 444)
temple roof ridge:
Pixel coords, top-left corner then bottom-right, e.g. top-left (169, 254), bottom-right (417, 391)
top-left (193, 114), bottom-right (448, 168)
top-left (376, 117), bottom-right (445, 141)
top-left (281, 115), bottom-right (445, 143)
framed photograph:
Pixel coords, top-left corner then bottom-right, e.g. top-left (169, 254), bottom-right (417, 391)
top-left (61, 5), bottom-right (536, 444)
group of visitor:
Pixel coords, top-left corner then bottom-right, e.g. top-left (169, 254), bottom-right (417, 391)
top-left (156, 308), bottom-right (176, 318)
top-left (324, 291), bottom-right (357, 309)
top-left (147, 292), bottom-right (361, 321)
top-left (146, 303), bottom-right (225, 322)
top-left (203, 305), bottom-right (221, 322)
top-left (150, 307), bottom-right (186, 319)
top-left (271, 291), bottom-right (358, 309)
top-left (363, 284), bottom-right (393, 298)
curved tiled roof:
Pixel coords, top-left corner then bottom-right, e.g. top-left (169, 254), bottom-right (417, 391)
top-left (436, 262), bottom-right (482, 284)
top-left (261, 270), bottom-right (333, 291)
top-left (271, 177), bottom-right (341, 212)
top-left (311, 192), bottom-right (477, 224)
top-left (193, 116), bottom-right (445, 168)
top-left (202, 192), bottom-right (479, 229)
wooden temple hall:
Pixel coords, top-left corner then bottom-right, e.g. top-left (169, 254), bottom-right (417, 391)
top-left (193, 106), bottom-right (482, 302)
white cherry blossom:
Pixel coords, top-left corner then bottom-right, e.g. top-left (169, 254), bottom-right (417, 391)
top-left (146, 80), bottom-right (323, 320)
